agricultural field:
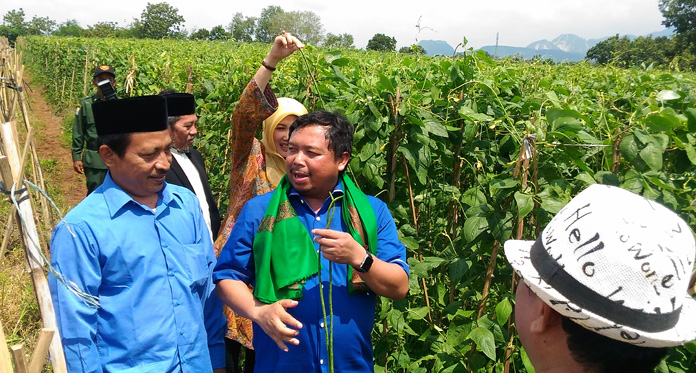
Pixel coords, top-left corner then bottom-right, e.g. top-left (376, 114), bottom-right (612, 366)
top-left (16, 35), bottom-right (696, 372)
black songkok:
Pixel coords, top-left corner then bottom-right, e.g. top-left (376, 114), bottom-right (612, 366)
top-left (163, 93), bottom-right (196, 117)
top-left (94, 95), bottom-right (168, 136)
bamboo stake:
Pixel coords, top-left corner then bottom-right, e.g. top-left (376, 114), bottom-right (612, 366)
top-left (17, 73), bottom-right (52, 232)
top-left (27, 329), bottom-right (54, 373)
top-left (10, 344), bottom-right (27, 373)
top-left (0, 212), bottom-right (15, 265)
top-left (83, 50), bottom-right (90, 97)
top-left (0, 319), bottom-right (13, 373)
top-left (0, 155), bottom-right (67, 373)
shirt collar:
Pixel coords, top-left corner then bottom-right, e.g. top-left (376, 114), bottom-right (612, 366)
top-left (101, 172), bottom-right (181, 218)
top-left (287, 179), bottom-right (345, 200)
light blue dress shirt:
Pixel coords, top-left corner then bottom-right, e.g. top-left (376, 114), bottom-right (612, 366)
top-left (49, 173), bottom-right (225, 373)
top-left (214, 182), bottom-right (409, 373)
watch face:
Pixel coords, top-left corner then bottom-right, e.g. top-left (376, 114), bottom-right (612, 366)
top-left (360, 252), bottom-right (374, 273)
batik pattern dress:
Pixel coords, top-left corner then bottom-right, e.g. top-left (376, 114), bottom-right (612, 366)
top-left (213, 79), bottom-right (278, 348)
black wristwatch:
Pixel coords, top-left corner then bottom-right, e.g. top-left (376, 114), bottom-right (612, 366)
top-left (354, 251), bottom-right (374, 273)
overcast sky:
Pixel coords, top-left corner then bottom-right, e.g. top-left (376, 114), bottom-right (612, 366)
top-left (2, 0), bottom-right (667, 49)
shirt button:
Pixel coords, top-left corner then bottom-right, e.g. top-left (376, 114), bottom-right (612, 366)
top-left (320, 359), bottom-right (324, 364)
top-left (179, 330), bottom-right (184, 335)
top-left (315, 216), bottom-right (321, 221)
top-left (168, 271), bottom-right (174, 277)
top-left (320, 322), bottom-right (325, 328)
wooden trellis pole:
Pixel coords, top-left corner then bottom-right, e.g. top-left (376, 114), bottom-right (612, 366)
top-left (0, 36), bottom-right (67, 373)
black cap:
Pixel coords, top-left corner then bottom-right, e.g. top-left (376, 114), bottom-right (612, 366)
top-left (93, 65), bottom-right (115, 78)
top-left (93, 96), bottom-right (168, 136)
top-left (163, 93), bottom-right (196, 116)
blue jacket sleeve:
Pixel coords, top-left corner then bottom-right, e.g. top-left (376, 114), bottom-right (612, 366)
top-left (48, 222), bottom-right (102, 373)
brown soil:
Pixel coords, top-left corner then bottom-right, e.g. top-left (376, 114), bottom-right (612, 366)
top-left (23, 70), bottom-right (86, 210)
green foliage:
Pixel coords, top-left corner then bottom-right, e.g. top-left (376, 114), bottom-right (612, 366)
top-left (399, 45), bottom-right (426, 55)
top-left (324, 33), bottom-right (354, 49)
top-left (586, 34), bottom-right (693, 70)
top-left (228, 12), bottom-right (256, 42)
top-left (133, 2), bottom-right (185, 39)
top-left (269, 10), bottom-right (325, 45)
top-left (255, 5), bottom-right (284, 43)
top-left (20, 35), bottom-right (696, 372)
top-left (189, 28), bottom-right (209, 41)
top-left (660, 0), bottom-right (696, 44)
top-left (27, 15), bottom-right (55, 36)
top-left (367, 33), bottom-right (397, 51)
top-left (209, 26), bottom-right (229, 41)
top-left (53, 19), bottom-right (84, 37)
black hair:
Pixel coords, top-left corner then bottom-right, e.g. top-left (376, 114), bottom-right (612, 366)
top-left (561, 316), bottom-right (667, 373)
top-left (97, 133), bottom-right (131, 158)
top-left (288, 110), bottom-right (354, 161)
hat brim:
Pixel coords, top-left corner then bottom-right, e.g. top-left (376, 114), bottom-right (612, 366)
top-left (505, 239), bottom-right (696, 348)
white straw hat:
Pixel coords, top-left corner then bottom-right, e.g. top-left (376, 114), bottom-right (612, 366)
top-left (504, 184), bottom-right (696, 347)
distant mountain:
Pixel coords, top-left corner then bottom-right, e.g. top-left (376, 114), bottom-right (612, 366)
top-left (418, 40), bottom-right (455, 56)
top-left (476, 29), bottom-right (673, 62)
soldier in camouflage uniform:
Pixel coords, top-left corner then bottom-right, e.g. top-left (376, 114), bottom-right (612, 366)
top-left (72, 65), bottom-right (117, 194)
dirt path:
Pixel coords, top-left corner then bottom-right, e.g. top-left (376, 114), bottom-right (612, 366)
top-left (23, 70), bottom-right (86, 210)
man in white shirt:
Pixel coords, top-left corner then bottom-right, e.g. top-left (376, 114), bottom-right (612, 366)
top-left (162, 92), bottom-right (221, 240)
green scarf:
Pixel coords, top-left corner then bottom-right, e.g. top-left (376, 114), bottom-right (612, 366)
top-left (252, 173), bottom-right (377, 304)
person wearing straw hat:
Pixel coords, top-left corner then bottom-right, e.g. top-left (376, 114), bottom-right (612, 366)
top-left (160, 91), bottom-right (221, 242)
top-left (214, 110), bottom-right (409, 373)
top-left (49, 95), bottom-right (226, 373)
top-left (72, 64), bottom-right (116, 195)
top-left (213, 31), bottom-right (307, 373)
top-left (504, 184), bottom-right (696, 372)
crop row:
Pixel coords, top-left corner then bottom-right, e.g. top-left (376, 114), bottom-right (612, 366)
top-left (20, 36), bottom-right (696, 372)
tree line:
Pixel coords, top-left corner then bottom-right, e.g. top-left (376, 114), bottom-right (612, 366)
top-left (0, 3), bottom-right (424, 54)
top-left (585, 0), bottom-right (695, 70)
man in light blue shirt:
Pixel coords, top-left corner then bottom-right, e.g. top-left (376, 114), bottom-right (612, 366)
top-left (49, 95), bottom-right (225, 373)
top-left (214, 111), bottom-right (409, 372)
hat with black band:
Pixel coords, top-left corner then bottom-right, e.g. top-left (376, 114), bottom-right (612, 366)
top-left (504, 184), bottom-right (696, 348)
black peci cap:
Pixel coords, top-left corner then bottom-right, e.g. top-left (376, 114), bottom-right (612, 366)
top-left (163, 93), bottom-right (196, 116)
top-left (93, 96), bottom-right (168, 136)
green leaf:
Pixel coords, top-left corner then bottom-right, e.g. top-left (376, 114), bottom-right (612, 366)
top-left (490, 212), bottom-right (514, 242)
top-left (514, 191), bottom-right (534, 218)
top-left (553, 117), bottom-right (583, 135)
top-left (656, 90), bottom-right (680, 101)
top-left (645, 113), bottom-right (679, 132)
top-left (619, 134), bottom-right (639, 162)
top-left (495, 299), bottom-right (512, 327)
top-left (575, 172), bottom-right (596, 186)
top-left (323, 50), bottom-right (342, 64)
top-left (407, 306), bottom-right (430, 321)
top-left (424, 120), bottom-right (449, 138)
top-left (686, 108), bottom-right (696, 133)
top-left (449, 258), bottom-right (471, 283)
top-left (489, 177), bottom-right (518, 191)
top-left (639, 143), bottom-right (663, 171)
top-left (685, 144), bottom-right (696, 165)
top-left (652, 133), bottom-right (669, 151)
top-left (461, 188), bottom-right (487, 207)
top-left (467, 327), bottom-right (496, 361)
top-left (520, 347), bottom-right (535, 372)
top-left (463, 216), bottom-right (488, 242)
